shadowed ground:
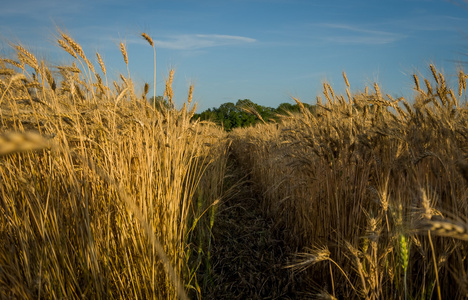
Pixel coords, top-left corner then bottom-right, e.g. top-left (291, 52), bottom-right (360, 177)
top-left (202, 155), bottom-right (305, 299)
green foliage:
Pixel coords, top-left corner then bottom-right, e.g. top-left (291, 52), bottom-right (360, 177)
top-left (192, 99), bottom-right (316, 131)
top-left (150, 95), bottom-right (172, 110)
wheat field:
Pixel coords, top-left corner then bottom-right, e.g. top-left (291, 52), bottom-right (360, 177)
top-left (1, 31), bottom-right (468, 299)
top-left (0, 32), bottom-right (229, 299)
top-left (229, 69), bottom-right (468, 299)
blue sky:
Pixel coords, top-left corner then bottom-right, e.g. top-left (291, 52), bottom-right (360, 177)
top-left (1, 0), bottom-right (468, 110)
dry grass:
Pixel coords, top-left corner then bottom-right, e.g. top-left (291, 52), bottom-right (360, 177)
top-left (230, 67), bottom-right (468, 299)
top-left (0, 33), bottom-right (229, 299)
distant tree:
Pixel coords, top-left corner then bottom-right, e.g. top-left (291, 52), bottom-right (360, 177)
top-left (235, 99), bottom-right (256, 108)
top-left (304, 103), bottom-right (316, 115)
top-left (276, 102), bottom-right (300, 114)
top-left (236, 99), bottom-right (276, 124)
top-left (191, 99), bottom-right (316, 131)
top-left (275, 102), bottom-right (316, 115)
top-left (193, 108), bottom-right (216, 121)
top-left (149, 96), bottom-right (171, 110)
top-left (217, 102), bottom-right (237, 130)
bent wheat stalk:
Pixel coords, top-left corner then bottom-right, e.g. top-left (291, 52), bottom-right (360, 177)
top-left (0, 132), bottom-right (54, 157)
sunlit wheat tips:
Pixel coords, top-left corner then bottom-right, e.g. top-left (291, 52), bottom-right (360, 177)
top-left (141, 32), bottom-right (154, 47)
top-left (458, 69), bottom-right (466, 98)
top-left (61, 33), bottom-right (92, 68)
top-left (143, 82), bottom-right (149, 98)
top-left (61, 32), bottom-right (85, 59)
top-left (188, 84), bottom-right (193, 105)
top-left (164, 69), bottom-right (175, 106)
top-left (120, 42), bottom-right (128, 66)
top-left (58, 39), bottom-right (78, 59)
top-left (96, 52), bottom-right (106, 75)
top-left (14, 44), bottom-right (38, 71)
top-left (58, 32), bottom-right (95, 75)
top-left (2, 58), bottom-right (23, 69)
top-left (343, 71), bottom-right (350, 88)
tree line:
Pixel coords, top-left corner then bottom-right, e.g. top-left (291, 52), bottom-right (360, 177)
top-left (191, 99), bottom-right (316, 131)
top-left (149, 97), bottom-right (316, 131)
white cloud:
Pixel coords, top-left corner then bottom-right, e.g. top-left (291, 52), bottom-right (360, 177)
top-left (318, 23), bottom-right (405, 45)
top-left (154, 34), bottom-right (257, 50)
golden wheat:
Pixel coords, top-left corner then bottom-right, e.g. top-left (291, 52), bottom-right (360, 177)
top-left (0, 132), bottom-right (54, 156)
top-left (229, 67), bottom-right (468, 298)
top-left (58, 39), bottom-right (78, 59)
top-left (120, 42), bottom-right (128, 66)
top-left (61, 33), bottom-right (85, 60)
top-left (187, 84), bottom-right (193, 104)
top-left (1, 58), bottom-right (22, 69)
top-left (96, 52), bottom-right (106, 75)
top-left (14, 44), bottom-right (38, 70)
top-left (141, 32), bottom-right (154, 47)
top-left (0, 32), bottom-right (230, 299)
top-left (417, 219), bottom-right (468, 241)
top-left (141, 32), bottom-right (157, 104)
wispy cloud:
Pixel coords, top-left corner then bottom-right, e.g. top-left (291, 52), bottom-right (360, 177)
top-left (387, 14), bottom-right (468, 32)
top-left (0, 0), bottom-right (84, 18)
top-left (153, 34), bottom-right (257, 50)
top-left (317, 23), bottom-right (406, 45)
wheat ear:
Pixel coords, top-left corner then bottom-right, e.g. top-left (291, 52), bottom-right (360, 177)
top-left (58, 39), bottom-right (78, 59)
top-left (96, 52), bottom-right (106, 76)
top-left (120, 42), bottom-right (128, 66)
top-left (15, 44), bottom-right (38, 71)
top-left (0, 132), bottom-right (54, 157)
top-left (417, 219), bottom-right (468, 241)
top-left (142, 33), bottom-right (156, 105)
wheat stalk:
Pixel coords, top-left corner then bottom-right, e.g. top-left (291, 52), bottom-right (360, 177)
top-left (2, 58), bottom-right (22, 69)
top-left (0, 132), bottom-right (54, 157)
top-left (343, 71), bottom-right (350, 89)
top-left (458, 70), bottom-right (466, 98)
top-left (44, 67), bottom-right (56, 91)
top-left (239, 105), bottom-right (266, 124)
top-left (96, 52), bottom-right (106, 76)
top-left (413, 74), bottom-right (421, 93)
top-left (187, 102), bottom-right (198, 119)
top-left (14, 44), bottom-right (38, 71)
top-left (57, 66), bottom-right (81, 74)
top-left (61, 33), bottom-right (85, 60)
top-left (61, 33), bottom-right (94, 73)
top-left (0, 69), bottom-right (15, 76)
top-left (164, 69), bottom-right (174, 107)
top-left (120, 42), bottom-right (128, 66)
top-left (81, 156), bottom-right (189, 300)
top-left (417, 219), bottom-right (468, 241)
top-left (58, 33), bottom-right (96, 86)
top-left (286, 247), bottom-right (330, 272)
top-left (58, 39), bottom-right (78, 59)
top-left (187, 84), bottom-right (193, 105)
top-left (141, 32), bottom-right (154, 47)
top-left (141, 32), bottom-right (156, 105)
top-left (399, 234), bottom-right (409, 298)
top-left (142, 82), bottom-right (149, 100)
top-left (374, 82), bottom-right (383, 100)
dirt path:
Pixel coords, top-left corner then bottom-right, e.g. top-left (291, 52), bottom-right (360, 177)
top-left (202, 156), bottom-right (301, 299)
